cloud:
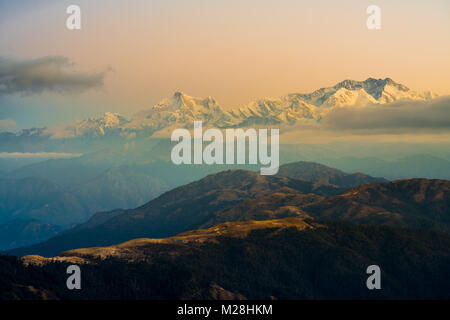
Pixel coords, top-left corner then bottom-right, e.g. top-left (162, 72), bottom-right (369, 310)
top-left (0, 56), bottom-right (107, 96)
top-left (0, 152), bottom-right (82, 158)
top-left (0, 118), bottom-right (17, 132)
top-left (322, 96), bottom-right (450, 133)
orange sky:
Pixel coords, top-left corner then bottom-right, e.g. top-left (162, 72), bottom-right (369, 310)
top-left (1, 0), bottom-right (449, 119)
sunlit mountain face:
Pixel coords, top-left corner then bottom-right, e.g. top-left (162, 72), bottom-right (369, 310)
top-left (0, 0), bottom-right (449, 303)
top-left (4, 77), bottom-right (438, 140)
top-left (2, 77), bottom-right (447, 160)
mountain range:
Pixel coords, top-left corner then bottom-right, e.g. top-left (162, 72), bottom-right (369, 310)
top-left (1, 160), bottom-right (449, 300)
top-left (0, 219), bottom-right (65, 251)
top-left (323, 154), bottom-right (450, 180)
top-left (0, 77), bottom-right (447, 300)
top-left (0, 160), bottom-right (382, 225)
top-left (8, 163), bottom-right (448, 258)
top-left (0, 78), bottom-right (437, 147)
top-left (0, 166), bottom-right (171, 226)
top-left (0, 160), bottom-right (384, 250)
top-left (277, 161), bottom-right (386, 187)
top-left (48, 77), bottom-right (437, 138)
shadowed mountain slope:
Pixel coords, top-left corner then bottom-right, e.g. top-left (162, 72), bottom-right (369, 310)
top-left (8, 170), bottom-right (341, 257)
top-left (8, 171), bottom-right (450, 258)
top-left (278, 161), bottom-right (387, 187)
top-left (302, 178), bottom-right (450, 232)
top-left (0, 219), bottom-right (65, 251)
top-left (4, 218), bottom-right (450, 300)
top-left (205, 178), bottom-right (450, 232)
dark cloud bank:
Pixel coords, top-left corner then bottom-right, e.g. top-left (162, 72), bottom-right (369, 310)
top-left (323, 96), bottom-right (450, 133)
top-left (0, 56), bottom-right (106, 96)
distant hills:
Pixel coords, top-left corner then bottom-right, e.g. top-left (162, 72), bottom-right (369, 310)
top-left (200, 177), bottom-right (450, 233)
top-left (1, 160), bottom-right (449, 300)
top-left (227, 178), bottom-right (450, 232)
top-left (324, 154), bottom-right (450, 180)
top-left (0, 219), bottom-right (65, 251)
top-left (278, 161), bottom-right (386, 187)
top-left (8, 165), bottom-right (449, 257)
top-left (0, 160), bottom-right (383, 236)
top-left (306, 178), bottom-right (450, 228)
top-left (7, 168), bottom-right (341, 256)
top-left (0, 177), bottom-right (89, 225)
top-left (0, 167), bottom-right (171, 226)
top-left (0, 159), bottom-right (388, 251)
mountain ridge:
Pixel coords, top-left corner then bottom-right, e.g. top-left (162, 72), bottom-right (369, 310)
top-left (5, 166), bottom-right (353, 257)
top-left (6, 219), bottom-right (450, 300)
top-left (7, 168), bottom-right (449, 258)
top-left (33, 78), bottom-right (437, 139)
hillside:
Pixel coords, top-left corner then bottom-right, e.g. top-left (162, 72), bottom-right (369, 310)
top-left (1, 159), bottom-right (384, 244)
top-left (8, 170), bottom-right (450, 258)
top-left (205, 178), bottom-right (450, 232)
top-left (3, 218), bottom-right (450, 300)
top-left (7, 169), bottom-right (342, 257)
top-left (23, 217), bottom-right (320, 264)
top-left (302, 178), bottom-right (450, 232)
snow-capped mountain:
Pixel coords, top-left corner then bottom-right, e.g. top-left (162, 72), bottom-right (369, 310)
top-left (42, 78), bottom-right (437, 139)
top-left (124, 91), bottom-right (234, 130)
top-left (46, 112), bottom-right (129, 139)
top-left (297, 78), bottom-right (436, 107)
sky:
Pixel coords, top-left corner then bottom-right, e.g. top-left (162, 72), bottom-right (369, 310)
top-left (0, 0), bottom-right (449, 128)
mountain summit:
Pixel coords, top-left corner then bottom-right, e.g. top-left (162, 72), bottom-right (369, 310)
top-left (297, 77), bottom-right (436, 108)
top-left (125, 91), bottom-right (233, 130)
top-left (42, 78), bottom-right (437, 139)
top-left (47, 112), bottom-right (129, 139)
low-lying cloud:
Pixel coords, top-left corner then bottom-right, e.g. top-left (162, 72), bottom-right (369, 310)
top-left (0, 56), bottom-right (106, 96)
top-left (322, 96), bottom-right (450, 133)
top-left (0, 152), bottom-right (82, 158)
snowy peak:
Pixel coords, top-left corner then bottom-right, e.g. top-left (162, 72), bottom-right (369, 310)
top-left (125, 91), bottom-right (232, 130)
top-left (137, 78), bottom-right (436, 128)
top-left (43, 78), bottom-right (438, 139)
top-left (166, 91), bottom-right (223, 115)
top-left (334, 78), bottom-right (403, 95)
top-left (76, 112), bottom-right (129, 133)
top-left (98, 112), bottom-right (129, 128)
top-left (320, 88), bottom-right (378, 107)
top-left (229, 95), bottom-right (320, 125)
top-left (302, 77), bottom-right (434, 107)
top-left (334, 78), bottom-right (407, 96)
top-left (46, 112), bottom-right (129, 139)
